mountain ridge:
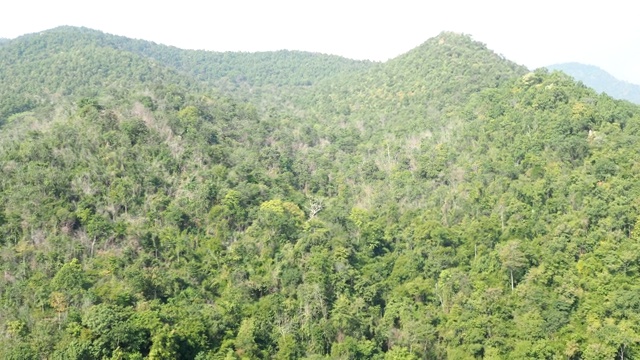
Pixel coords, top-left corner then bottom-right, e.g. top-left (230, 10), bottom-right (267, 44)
top-left (547, 62), bottom-right (640, 104)
top-left (297, 31), bottom-right (528, 143)
top-left (13, 26), bottom-right (376, 88)
top-left (2, 26), bottom-right (640, 359)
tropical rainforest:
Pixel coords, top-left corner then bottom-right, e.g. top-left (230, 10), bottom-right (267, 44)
top-left (1, 26), bottom-right (640, 359)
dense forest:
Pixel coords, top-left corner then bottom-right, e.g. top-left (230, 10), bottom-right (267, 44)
top-left (2, 26), bottom-right (640, 359)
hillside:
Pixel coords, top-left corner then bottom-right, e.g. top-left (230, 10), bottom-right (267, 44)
top-left (300, 32), bottom-right (527, 139)
top-left (547, 62), bottom-right (640, 104)
top-left (2, 27), bottom-right (640, 359)
top-left (29, 26), bottom-right (375, 91)
top-left (0, 28), bottom-right (202, 126)
top-left (0, 27), bottom-right (374, 124)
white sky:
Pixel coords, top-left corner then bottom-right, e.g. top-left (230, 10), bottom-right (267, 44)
top-left (2, 0), bottom-right (639, 84)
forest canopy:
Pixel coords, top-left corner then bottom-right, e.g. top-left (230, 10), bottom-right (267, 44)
top-left (1, 27), bottom-right (640, 359)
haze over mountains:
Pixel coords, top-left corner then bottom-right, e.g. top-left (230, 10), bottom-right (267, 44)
top-left (547, 62), bottom-right (640, 104)
top-left (1, 26), bottom-right (640, 359)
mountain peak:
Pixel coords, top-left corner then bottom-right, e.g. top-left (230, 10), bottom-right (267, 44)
top-left (397, 31), bottom-right (512, 65)
top-left (4, 23), bottom-right (640, 360)
top-left (15, 25), bottom-right (106, 41)
top-left (384, 31), bottom-right (527, 96)
top-left (433, 31), bottom-right (473, 41)
top-left (426, 31), bottom-right (481, 47)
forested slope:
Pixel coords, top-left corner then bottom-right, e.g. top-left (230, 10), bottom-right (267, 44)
top-left (0, 28), bottom-right (199, 126)
top-left (23, 26), bottom-right (374, 92)
top-left (0, 26), bottom-right (372, 125)
top-left (1, 27), bottom-right (640, 359)
top-left (548, 62), bottom-right (640, 104)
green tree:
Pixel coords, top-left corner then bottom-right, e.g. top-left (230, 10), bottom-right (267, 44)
top-left (498, 240), bottom-right (526, 290)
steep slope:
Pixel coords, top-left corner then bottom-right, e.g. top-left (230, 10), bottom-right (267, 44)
top-left (0, 85), bottom-right (294, 359)
top-left (435, 70), bottom-right (640, 358)
top-left (2, 28), bottom-right (640, 359)
top-left (285, 32), bottom-right (528, 209)
top-left (548, 62), bottom-right (640, 104)
top-left (303, 32), bottom-right (527, 132)
top-left (0, 28), bottom-right (199, 125)
top-left (0, 26), bottom-right (374, 123)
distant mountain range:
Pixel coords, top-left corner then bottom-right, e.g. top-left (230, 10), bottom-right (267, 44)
top-left (547, 62), bottom-right (640, 104)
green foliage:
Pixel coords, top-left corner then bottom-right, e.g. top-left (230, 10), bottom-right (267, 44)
top-left (2, 26), bottom-right (640, 359)
top-left (548, 62), bottom-right (640, 104)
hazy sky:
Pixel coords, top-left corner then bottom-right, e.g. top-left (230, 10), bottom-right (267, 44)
top-left (2, 0), bottom-right (639, 83)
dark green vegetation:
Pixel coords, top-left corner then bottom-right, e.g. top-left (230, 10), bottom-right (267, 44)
top-left (548, 62), bottom-right (640, 104)
top-left (2, 27), bottom-right (640, 359)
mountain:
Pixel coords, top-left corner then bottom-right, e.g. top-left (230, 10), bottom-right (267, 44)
top-left (2, 27), bottom-right (640, 359)
top-left (302, 32), bottom-right (527, 134)
top-left (289, 32), bottom-right (529, 207)
top-left (0, 27), bottom-right (202, 126)
top-left (22, 26), bottom-right (374, 89)
top-left (0, 26), bottom-right (374, 123)
top-left (547, 62), bottom-right (640, 104)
